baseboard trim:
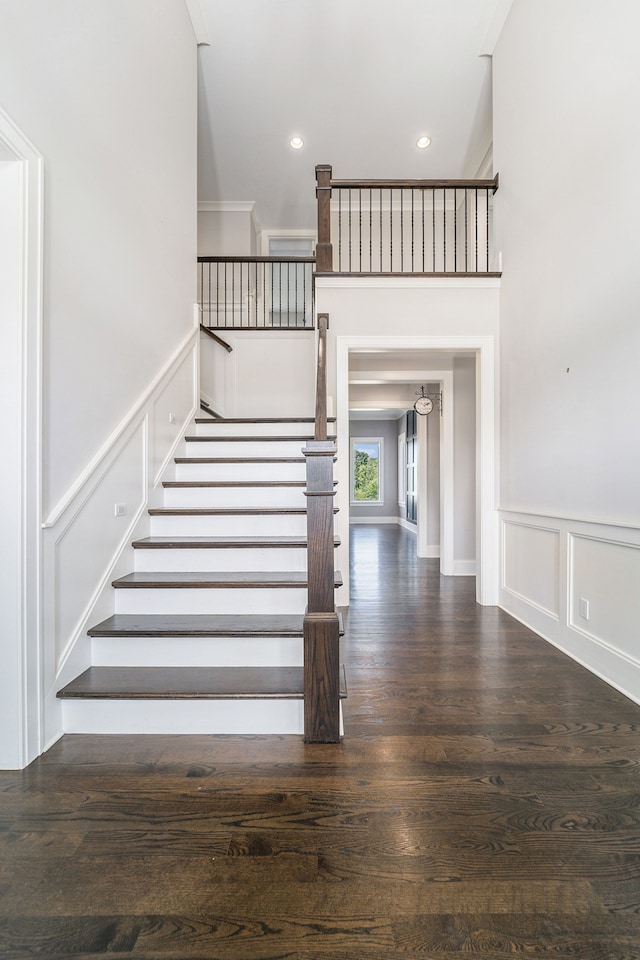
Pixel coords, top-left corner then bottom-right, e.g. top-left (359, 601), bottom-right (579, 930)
top-left (453, 560), bottom-right (476, 576)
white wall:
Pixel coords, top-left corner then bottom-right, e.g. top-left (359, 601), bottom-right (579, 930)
top-left (0, 0), bottom-right (198, 516)
top-left (198, 205), bottom-right (259, 255)
top-left (494, 0), bottom-right (640, 702)
top-left (0, 1), bottom-right (199, 763)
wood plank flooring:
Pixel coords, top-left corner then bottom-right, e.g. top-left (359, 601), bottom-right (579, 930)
top-left (2, 523), bottom-right (640, 958)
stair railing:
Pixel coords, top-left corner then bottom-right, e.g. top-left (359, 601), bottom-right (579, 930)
top-left (303, 313), bottom-right (341, 742)
top-left (316, 164), bottom-right (500, 275)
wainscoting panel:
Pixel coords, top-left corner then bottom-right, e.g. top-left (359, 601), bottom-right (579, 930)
top-left (500, 511), bottom-right (640, 706)
top-left (502, 521), bottom-right (560, 618)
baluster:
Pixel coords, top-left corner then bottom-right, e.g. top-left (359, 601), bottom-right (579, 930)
top-left (464, 189), bottom-right (468, 272)
top-left (411, 188), bottom-right (414, 273)
top-left (454, 188), bottom-right (457, 273)
top-left (432, 187), bottom-right (436, 272)
top-left (359, 187), bottom-right (362, 272)
top-left (486, 188), bottom-right (490, 272)
top-left (400, 188), bottom-right (404, 272)
top-left (390, 188), bottom-right (393, 272)
top-left (348, 188), bottom-right (352, 272)
top-left (338, 189), bottom-right (342, 271)
top-left (475, 188), bottom-right (478, 273)
top-left (369, 187), bottom-right (373, 271)
top-left (379, 188), bottom-right (383, 272)
top-left (443, 188), bottom-right (447, 273)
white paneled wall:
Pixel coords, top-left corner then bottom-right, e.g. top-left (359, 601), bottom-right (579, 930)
top-left (500, 511), bottom-right (640, 706)
top-left (42, 329), bottom-right (199, 749)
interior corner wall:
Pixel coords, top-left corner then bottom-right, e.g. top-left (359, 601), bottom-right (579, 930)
top-left (197, 210), bottom-right (256, 256)
top-left (0, 0), bottom-right (198, 517)
top-left (494, 0), bottom-right (640, 704)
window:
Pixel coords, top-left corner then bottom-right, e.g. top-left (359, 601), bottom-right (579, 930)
top-left (351, 438), bottom-right (383, 504)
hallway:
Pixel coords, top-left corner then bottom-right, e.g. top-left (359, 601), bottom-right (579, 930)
top-left (1, 524), bottom-right (640, 956)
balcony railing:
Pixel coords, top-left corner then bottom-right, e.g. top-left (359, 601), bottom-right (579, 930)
top-left (198, 256), bottom-right (316, 329)
top-left (315, 165), bottom-right (500, 276)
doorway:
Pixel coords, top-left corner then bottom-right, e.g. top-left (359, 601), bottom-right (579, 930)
top-left (336, 335), bottom-right (498, 607)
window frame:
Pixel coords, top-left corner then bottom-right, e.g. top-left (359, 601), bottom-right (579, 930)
top-left (350, 436), bottom-right (384, 506)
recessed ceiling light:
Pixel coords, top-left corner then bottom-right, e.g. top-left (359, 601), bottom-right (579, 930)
top-left (289, 136), bottom-right (304, 150)
top-left (416, 136), bottom-right (431, 149)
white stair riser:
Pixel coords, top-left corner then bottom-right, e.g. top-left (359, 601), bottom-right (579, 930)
top-left (163, 486), bottom-right (308, 508)
top-left (114, 587), bottom-right (309, 616)
top-left (149, 515), bottom-right (309, 537)
top-left (185, 440), bottom-right (306, 458)
top-left (91, 636), bottom-right (303, 667)
top-left (62, 698), bottom-right (305, 735)
top-left (195, 422), bottom-right (322, 438)
top-left (134, 547), bottom-right (309, 573)
top-left (175, 462), bottom-right (307, 482)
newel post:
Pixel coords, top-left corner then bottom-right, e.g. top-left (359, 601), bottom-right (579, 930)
top-left (303, 313), bottom-right (340, 742)
top-left (315, 164), bottom-right (333, 273)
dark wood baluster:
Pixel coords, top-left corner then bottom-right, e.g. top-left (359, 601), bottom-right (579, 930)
top-left (390, 188), bottom-right (393, 272)
top-left (454, 188), bottom-right (457, 273)
top-left (338, 189), bottom-right (342, 271)
top-left (315, 164), bottom-right (333, 272)
top-left (432, 187), bottom-right (436, 271)
top-left (369, 187), bottom-right (373, 271)
top-left (400, 188), bottom-right (404, 272)
top-left (411, 188), bottom-right (414, 273)
top-left (348, 189), bottom-right (352, 272)
top-left (486, 188), bottom-right (490, 272)
top-left (443, 187), bottom-right (447, 272)
top-left (475, 188), bottom-right (479, 273)
top-left (465, 189), bottom-right (468, 272)
top-left (359, 187), bottom-right (362, 272)
top-left (379, 188), bottom-right (383, 271)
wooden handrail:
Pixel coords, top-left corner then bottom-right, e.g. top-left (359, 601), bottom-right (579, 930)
top-left (303, 310), bottom-right (340, 742)
top-left (328, 176), bottom-right (499, 191)
top-left (197, 256), bottom-right (316, 264)
top-left (199, 323), bottom-right (233, 352)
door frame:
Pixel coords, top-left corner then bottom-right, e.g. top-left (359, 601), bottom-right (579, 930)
top-left (336, 335), bottom-right (498, 606)
top-left (0, 109), bottom-right (44, 768)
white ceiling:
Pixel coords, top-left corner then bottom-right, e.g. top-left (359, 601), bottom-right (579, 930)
top-left (196, 0), bottom-right (503, 230)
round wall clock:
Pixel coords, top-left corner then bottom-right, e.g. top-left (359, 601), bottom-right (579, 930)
top-left (414, 394), bottom-right (434, 416)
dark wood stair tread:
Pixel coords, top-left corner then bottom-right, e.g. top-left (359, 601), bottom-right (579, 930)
top-left (87, 613), bottom-right (344, 638)
top-left (148, 507), bottom-right (338, 516)
top-left (194, 417), bottom-right (336, 425)
top-left (174, 456), bottom-right (308, 464)
top-left (185, 435), bottom-right (337, 442)
top-left (132, 536), bottom-right (341, 549)
top-left (111, 571), bottom-right (344, 588)
top-left (58, 665), bottom-right (347, 700)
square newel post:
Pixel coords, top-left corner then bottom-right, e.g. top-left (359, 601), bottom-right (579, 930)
top-left (303, 438), bottom-right (340, 743)
top-left (315, 164), bottom-right (333, 274)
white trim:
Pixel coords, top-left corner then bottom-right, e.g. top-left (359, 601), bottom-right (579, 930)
top-left (479, 0), bottom-right (515, 55)
top-left (261, 229), bottom-right (316, 257)
top-left (453, 560), bottom-right (477, 576)
top-left (184, 0), bottom-right (211, 45)
top-left (198, 200), bottom-right (256, 213)
top-left (349, 516), bottom-right (398, 524)
top-left (43, 325), bottom-right (198, 528)
top-left (316, 276), bottom-right (501, 290)
top-left (0, 108), bottom-right (44, 769)
top-left (499, 507), bottom-right (640, 533)
top-left (398, 517), bottom-right (417, 535)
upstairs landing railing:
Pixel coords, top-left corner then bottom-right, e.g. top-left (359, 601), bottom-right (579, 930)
top-left (316, 164), bottom-right (500, 276)
top-left (303, 313), bottom-right (341, 742)
top-left (198, 256), bottom-right (316, 329)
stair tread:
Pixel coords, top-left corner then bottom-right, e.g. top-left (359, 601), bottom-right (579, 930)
top-left (132, 536), bottom-right (341, 549)
top-left (58, 665), bottom-right (347, 700)
top-left (175, 457), bottom-right (308, 464)
top-left (185, 435), bottom-right (337, 442)
top-left (163, 481), bottom-right (311, 488)
top-left (112, 570), bottom-right (344, 588)
top-left (148, 507), bottom-right (338, 516)
top-left (194, 417), bottom-right (336, 425)
top-left (88, 612), bottom-right (345, 638)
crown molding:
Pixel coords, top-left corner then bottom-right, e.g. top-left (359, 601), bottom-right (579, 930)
top-left (480, 0), bottom-right (515, 56)
top-left (184, 0), bottom-right (211, 46)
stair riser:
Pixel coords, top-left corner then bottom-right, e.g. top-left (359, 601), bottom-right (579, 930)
top-left (195, 422), bottom-right (324, 438)
top-left (91, 636), bottom-right (303, 667)
top-left (175, 462), bottom-right (307, 482)
top-left (61, 699), bottom-right (306, 735)
top-left (185, 440), bottom-right (307, 458)
top-left (114, 587), bottom-right (309, 616)
top-left (162, 487), bottom-right (308, 508)
top-left (149, 515), bottom-right (309, 537)
top-left (133, 547), bottom-right (309, 573)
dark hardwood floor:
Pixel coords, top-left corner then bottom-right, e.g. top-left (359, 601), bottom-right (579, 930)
top-left (2, 523), bottom-right (640, 958)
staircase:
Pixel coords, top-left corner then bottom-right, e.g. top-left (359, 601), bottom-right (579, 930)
top-left (57, 415), bottom-right (346, 736)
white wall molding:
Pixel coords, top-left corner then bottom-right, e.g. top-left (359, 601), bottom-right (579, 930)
top-left (479, 0), bottom-right (515, 56)
top-left (316, 277), bottom-right (501, 291)
top-left (42, 332), bottom-right (199, 749)
top-left (184, 0), bottom-right (211, 45)
top-left (398, 518), bottom-right (418, 535)
top-left (499, 506), bottom-right (640, 533)
top-left (500, 509), bottom-right (640, 707)
top-left (43, 326), bottom-right (198, 529)
top-left (349, 517), bottom-right (398, 525)
top-left (198, 200), bottom-right (256, 213)
top-left (0, 108), bottom-right (44, 769)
